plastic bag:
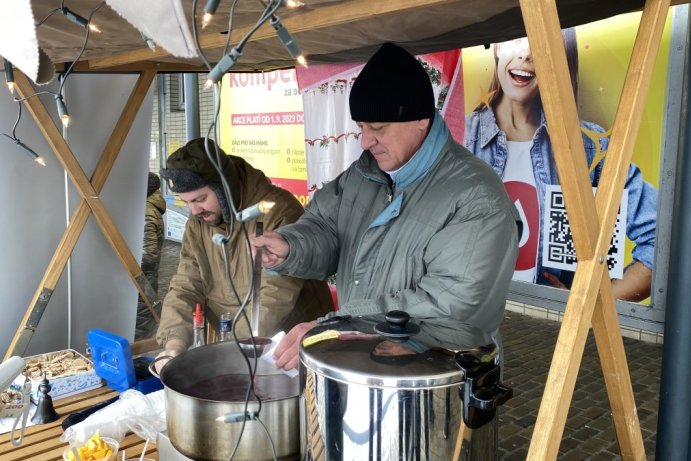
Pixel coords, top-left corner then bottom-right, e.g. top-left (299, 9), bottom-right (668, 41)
top-left (60, 389), bottom-right (166, 445)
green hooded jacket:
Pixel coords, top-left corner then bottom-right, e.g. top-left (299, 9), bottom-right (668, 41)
top-left (157, 143), bottom-right (333, 347)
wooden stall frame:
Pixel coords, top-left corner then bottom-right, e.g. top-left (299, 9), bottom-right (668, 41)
top-left (4, 70), bottom-right (158, 360)
top-left (1, 0), bottom-right (677, 457)
top-left (519, 0), bottom-right (670, 459)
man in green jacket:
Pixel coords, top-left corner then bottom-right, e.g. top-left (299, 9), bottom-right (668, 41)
top-left (252, 43), bottom-right (521, 370)
top-left (155, 138), bottom-right (333, 366)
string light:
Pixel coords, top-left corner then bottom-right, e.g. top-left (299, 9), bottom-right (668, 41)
top-left (3, 60), bottom-right (14, 93)
top-left (14, 139), bottom-right (47, 166)
top-left (54, 94), bottom-right (71, 127)
top-left (270, 16), bottom-right (307, 68)
top-left (283, 0), bottom-right (304, 7)
top-left (205, 47), bottom-right (242, 88)
top-left (203, 1), bottom-right (306, 87)
top-left (2, 133), bottom-right (46, 166)
top-left (236, 200), bottom-right (275, 222)
top-left (61, 6), bottom-right (101, 32)
top-left (202, 0), bottom-right (221, 29)
top-left (141, 32), bottom-right (156, 51)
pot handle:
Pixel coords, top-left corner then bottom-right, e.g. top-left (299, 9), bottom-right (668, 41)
top-left (148, 355), bottom-right (173, 379)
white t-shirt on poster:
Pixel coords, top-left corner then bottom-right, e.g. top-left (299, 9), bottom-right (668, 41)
top-left (503, 141), bottom-right (539, 283)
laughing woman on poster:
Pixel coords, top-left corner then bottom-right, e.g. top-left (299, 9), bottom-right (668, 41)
top-left (464, 29), bottom-right (658, 302)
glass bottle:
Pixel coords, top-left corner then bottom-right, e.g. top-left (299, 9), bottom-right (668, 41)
top-left (219, 312), bottom-right (233, 342)
top-left (191, 303), bottom-right (205, 349)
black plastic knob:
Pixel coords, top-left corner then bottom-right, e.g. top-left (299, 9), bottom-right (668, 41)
top-left (375, 310), bottom-right (420, 339)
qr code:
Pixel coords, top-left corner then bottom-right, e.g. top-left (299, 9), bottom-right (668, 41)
top-left (541, 185), bottom-right (627, 279)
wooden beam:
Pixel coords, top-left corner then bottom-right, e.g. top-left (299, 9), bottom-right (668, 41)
top-left (520, 0), bottom-right (599, 258)
top-left (589, 0), bottom-right (670, 458)
top-left (83, 0), bottom-right (457, 70)
top-left (4, 71), bottom-right (157, 359)
top-left (593, 0), bottom-right (671, 238)
top-left (71, 61), bottom-right (208, 73)
top-left (522, 0), bottom-right (669, 459)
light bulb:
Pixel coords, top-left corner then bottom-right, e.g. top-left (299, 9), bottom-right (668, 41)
top-left (202, 0), bottom-right (221, 29)
top-left (141, 32), bottom-right (156, 51)
top-left (271, 17), bottom-right (307, 67)
top-left (284, 0), bottom-right (304, 8)
top-left (237, 201), bottom-right (276, 222)
top-left (88, 23), bottom-right (101, 33)
top-left (55, 95), bottom-right (71, 128)
top-left (15, 139), bottom-right (46, 166)
top-left (202, 12), bottom-right (213, 29)
top-left (206, 47), bottom-right (242, 87)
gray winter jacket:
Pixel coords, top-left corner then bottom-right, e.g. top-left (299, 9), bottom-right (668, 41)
top-left (275, 114), bottom-right (519, 349)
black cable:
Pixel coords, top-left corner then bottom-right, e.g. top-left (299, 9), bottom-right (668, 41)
top-left (191, 0), bottom-right (213, 70)
top-left (200, 59), bottom-right (271, 461)
top-left (222, 0), bottom-right (242, 57)
top-left (12, 1), bottom-right (106, 126)
top-left (57, 1), bottom-right (106, 96)
top-left (190, 3), bottom-right (287, 460)
top-left (35, 7), bottom-right (62, 27)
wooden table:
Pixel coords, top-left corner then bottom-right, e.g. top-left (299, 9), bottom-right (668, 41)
top-left (0, 386), bottom-right (158, 460)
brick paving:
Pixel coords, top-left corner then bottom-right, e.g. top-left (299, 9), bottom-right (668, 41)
top-left (157, 239), bottom-right (663, 460)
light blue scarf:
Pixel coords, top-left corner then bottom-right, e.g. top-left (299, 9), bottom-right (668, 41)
top-left (369, 112), bottom-right (450, 228)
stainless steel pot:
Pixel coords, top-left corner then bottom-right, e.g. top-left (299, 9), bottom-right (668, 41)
top-left (299, 312), bottom-right (512, 461)
top-left (154, 341), bottom-right (300, 461)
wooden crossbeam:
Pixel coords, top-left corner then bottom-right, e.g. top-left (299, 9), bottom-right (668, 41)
top-left (80, 0), bottom-right (457, 71)
top-left (4, 70), bottom-right (157, 360)
top-left (520, 0), bottom-right (670, 459)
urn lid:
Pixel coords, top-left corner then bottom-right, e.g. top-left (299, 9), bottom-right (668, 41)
top-left (299, 311), bottom-right (496, 389)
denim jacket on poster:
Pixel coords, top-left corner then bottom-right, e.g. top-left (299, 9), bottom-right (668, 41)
top-left (465, 107), bottom-right (657, 286)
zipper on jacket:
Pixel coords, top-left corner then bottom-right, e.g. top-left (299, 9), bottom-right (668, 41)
top-left (387, 184), bottom-right (395, 203)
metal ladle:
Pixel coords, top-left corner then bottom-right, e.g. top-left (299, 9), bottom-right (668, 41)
top-left (239, 222), bottom-right (271, 357)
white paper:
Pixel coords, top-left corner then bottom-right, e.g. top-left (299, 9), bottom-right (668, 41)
top-left (260, 331), bottom-right (299, 379)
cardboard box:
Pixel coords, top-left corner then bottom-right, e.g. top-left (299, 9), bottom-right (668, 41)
top-left (22, 349), bottom-right (102, 400)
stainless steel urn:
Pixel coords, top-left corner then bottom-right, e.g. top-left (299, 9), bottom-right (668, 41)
top-left (299, 311), bottom-right (512, 461)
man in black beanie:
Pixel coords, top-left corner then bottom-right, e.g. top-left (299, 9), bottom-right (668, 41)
top-left (153, 138), bottom-right (333, 369)
top-left (251, 42), bottom-right (521, 371)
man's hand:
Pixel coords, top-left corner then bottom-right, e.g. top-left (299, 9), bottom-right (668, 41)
top-left (611, 261), bottom-right (652, 302)
top-left (250, 231), bottom-right (290, 268)
top-left (154, 338), bottom-right (187, 373)
top-left (543, 271), bottom-right (567, 290)
top-left (273, 321), bottom-right (318, 370)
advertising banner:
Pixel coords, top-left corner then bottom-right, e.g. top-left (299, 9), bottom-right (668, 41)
top-left (219, 69), bottom-right (310, 206)
top-left (461, 11), bottom-right (670, 302)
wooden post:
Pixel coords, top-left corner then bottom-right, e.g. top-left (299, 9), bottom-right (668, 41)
top-left (519, 0), bottom-right (670, 459)
top-left (4, 70), bottom-right (157, 359)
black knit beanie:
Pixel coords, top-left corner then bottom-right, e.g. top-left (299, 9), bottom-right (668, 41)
top-left (349, 42), bottom-right (435, 122)
top-left (147, 172), bottom-right (160, 197)
top-left (160, 138), bottom-right (241, 223)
